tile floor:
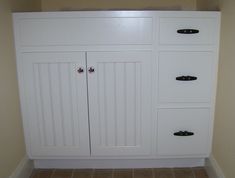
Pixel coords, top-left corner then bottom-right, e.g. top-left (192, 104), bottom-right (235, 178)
top-left (30, 167), bottom-right (208, 178)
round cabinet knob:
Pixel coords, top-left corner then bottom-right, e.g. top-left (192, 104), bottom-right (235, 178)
top-left (88, 67), bottom-right (95, 73)
top-left (77, 67), bottom-right (84, 73)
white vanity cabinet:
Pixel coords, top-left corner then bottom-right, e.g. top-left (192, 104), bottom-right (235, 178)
top-left (13, 11), bottom-right (220, 167)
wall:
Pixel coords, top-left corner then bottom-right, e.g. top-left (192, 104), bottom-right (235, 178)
top-left (41, 0), bottom-right (196, 11)
top-left (196, 0), bottom-right (219, 10)
top-left (0, 0), bottom-right (40, 178)
top-left (10, 0), bottom-right (41, 12)
top-left (213, 0), bottom-right (235, 177)
top-left (2, 0), bottom-right (235, 177)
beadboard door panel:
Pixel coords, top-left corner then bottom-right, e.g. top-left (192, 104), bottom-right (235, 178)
top-left (87, 51), bottom-right (153, 156)
top-left (22, 52), bottom-right (90, 157)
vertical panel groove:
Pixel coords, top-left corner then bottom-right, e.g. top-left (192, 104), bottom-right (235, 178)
top-left (104, 63), bottom-right (108, 146)
top-left (114, 63), bottom-right (118, 146)
top-left (33, 64), bottom-right (44, 146)
top-left (58, 63), bottom-right (66, 146)
top-left (48, 64), bottom-right (56, 146)
top-left (97, 63), bottom-right (102, 146)
top-left (75, 63), bottom-right (81, 147)
top-left (124, 63), bottom-right (127, 146)
top-left (68, 63), bottom-right (76, 146)
top-left (139, 64), bottom-right (143, 146)
top-left (134, 63), bottom-right (137, 146)
top-left (74, 64), bottom-right (81, 146)
top-left (38, 64), bottom-right (47, 146)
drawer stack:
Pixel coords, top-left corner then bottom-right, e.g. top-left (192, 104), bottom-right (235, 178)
top-left (157, 14), bottom-right (220, 157)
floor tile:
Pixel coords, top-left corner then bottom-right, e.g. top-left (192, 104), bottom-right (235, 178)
top-left (30, 167), bottom-right (208, 178)
top-left (31, 169), bottom-right (54, 178)
top-left (113, 169), bottom-right (133, 178)
top-left (154, 168), bottom-right (174, 178)
top-left (51, 169), bottom-right (73, 178)
top-left (73, 169), bottom-right (93, 178)
top-left (134, 169), bottom-right (153, 178)
top-left (93, 169), bottom-right (113, 178)
top-left (174, 168), bottom-right (194, 178)
top-left (192, 167), bottom-right (209, 178)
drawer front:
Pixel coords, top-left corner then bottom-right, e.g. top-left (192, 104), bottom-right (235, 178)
top-left (18, 17), bottom-right (153, 46)
top-left (158, 108), bottom-right (210, 156)
top-left (159, 18), bottom-right (217, 45)
top-left (159, 52), bottom-right (213, 103)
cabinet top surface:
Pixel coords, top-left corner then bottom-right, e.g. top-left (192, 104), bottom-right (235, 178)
top-left (13, 10), bottom-right (221, 18)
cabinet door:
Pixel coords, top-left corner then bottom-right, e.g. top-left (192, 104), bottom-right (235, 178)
top-left (87, 52), bottom-right (153, 156)
top-left (22, 52), bottom-right (90, 157)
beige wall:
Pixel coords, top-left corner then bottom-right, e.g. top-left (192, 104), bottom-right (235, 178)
top-left (41, 0), bottom-right (196, 11)
top-left (213, 0), bottom-right (235, 177)
top-left (196, 0), bottom-right (219, 10)
top-left (10, 0), bottom-right (41, 12)
top-left (2, 0), bottom-right (235, 178)
top-left (0, 0), bottom-right (40, 178)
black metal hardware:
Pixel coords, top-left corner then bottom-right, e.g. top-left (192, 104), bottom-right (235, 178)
top-left (88, 67), bottom-right (95, 73)
top-left (177, 29), bottom-right (199, 34)
top-left (77, 67), bottom-right (84, 73)
top-left (176, 76), bottom-right (197, 81)
top-left (174, 131), bottom-right (194, 136)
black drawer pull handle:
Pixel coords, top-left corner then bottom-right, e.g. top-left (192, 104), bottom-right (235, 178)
top-left (176, 76), bottom-right (197, 81)
top-left (174, 131), bottom-right (194, 136)
top-left (177, 29), bottom-right (199, 34)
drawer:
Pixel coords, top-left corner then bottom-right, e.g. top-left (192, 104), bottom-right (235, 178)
top-left (157, 108), bottom-right (210, 156)
top-left (159, 18), bottom-right (217, 45)
top-left (159, 52), bottom-right (213, 103)
top-left (18, 17), bottom-right (153, 46)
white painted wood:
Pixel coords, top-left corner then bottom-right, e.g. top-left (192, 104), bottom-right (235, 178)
top-left (87, 51), bottom-right (153, 156)
top-left (12, 11), bottom-right (221, 161)
top-left (205, 155), bottom-right (225, 178)
top-left (158, 51), bottom-right (213, 103)
top-left (22, 52), bottom-right (90, 157)
top-left (17, 17), bottom-right (152, 46)
top-left (9, 156), bottom-right (33, 178)
top-left (157, 108), bottom-right (210, 156)
top-left (33, 158), bottom-right (205, 169)
top-left (159, 17), bottom-right (218, 45)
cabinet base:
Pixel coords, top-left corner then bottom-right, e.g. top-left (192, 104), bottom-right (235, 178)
top-left (34, 158), bottom-right (205, 169)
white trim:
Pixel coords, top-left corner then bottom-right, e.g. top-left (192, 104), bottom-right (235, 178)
top-left (9, 156), bottom-right (34, 178)
top-left (34, 158), bottom-right (205, 169)
top-left (205, 155), bottom-right (225, 178)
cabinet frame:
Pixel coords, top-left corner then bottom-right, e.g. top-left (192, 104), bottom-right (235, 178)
top-left (13, 11), bottom-right (221, 160)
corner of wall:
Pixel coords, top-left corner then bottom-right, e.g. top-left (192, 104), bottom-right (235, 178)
top-left (9, 156), bottom-right (34, 178)
top-left (205, 155), bottom-right (225, 178)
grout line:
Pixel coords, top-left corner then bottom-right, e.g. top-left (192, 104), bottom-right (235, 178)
top-left (50, 169), bottom-right (55, 178)
top-left (71, 169), bottom-right (75, 178)
top-left (172, 168), bottom-right (176, 178)
top-left (29, 169), bottom-right (35, 178)
top-left (91, 169), bottom-right (95, 178)
top-left (30, 167), bottom-right (208, 178)
top-left (191, 168), bottom-right (196, 178)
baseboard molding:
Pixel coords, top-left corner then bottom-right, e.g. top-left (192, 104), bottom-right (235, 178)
top-left (34, 158), bottom-right (205, 169)
top-left (9, 156), bottom-right (34, 178)
top-left (205, 155), bottom-right (225, 178)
